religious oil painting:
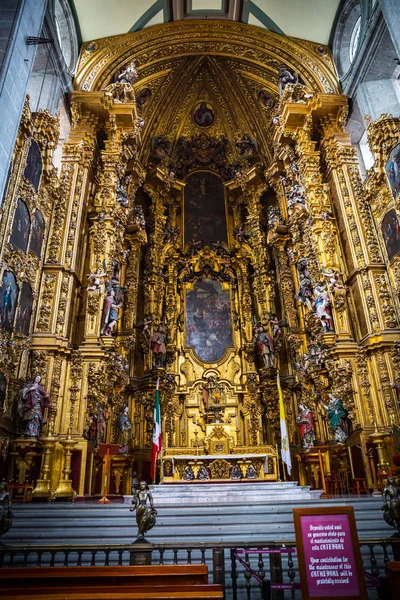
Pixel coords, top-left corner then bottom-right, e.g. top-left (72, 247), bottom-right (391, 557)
top-left (24, 140), bottom-right (42, 191)
top-left (193, 102), bottom-right (214, 128)
top-left (136, 87), bottom-right (151, 107)
top-left (10, 198), bottom-right (30, 253)
top-left (184, 171), bottom-right (227, 245)
top-left (0, 270), bottom-right (18, 333)
top-left (258, 89), bottom-right (275, 109)
top-left (386, 143), bottom-right (400, 199)
top-left (29, 210), bottom-right (45, 258)
top-left (15, 282), bottom-right (33, 336)
top-left (0, 373), bottom-right (6, 409)
top-left (381, 209), bottom-right (400, 261)
top-left (186, 278), bottom-right (233, 363)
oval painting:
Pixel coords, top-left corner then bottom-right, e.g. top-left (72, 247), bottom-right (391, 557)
top-left (193, 102), bottom-right (214, 128)
top-left (186, 278), bottom-right (233, 363)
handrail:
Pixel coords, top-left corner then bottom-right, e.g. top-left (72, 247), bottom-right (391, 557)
top-left (1, 536), bottom-right (399, 551)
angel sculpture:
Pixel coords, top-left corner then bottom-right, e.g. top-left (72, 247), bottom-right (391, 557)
top-left (87, 268), bottom-right (107, 292)
top-left (117, 62), bottom-right (138, 85)
top-left (130, 481), bottom-right (157, 541)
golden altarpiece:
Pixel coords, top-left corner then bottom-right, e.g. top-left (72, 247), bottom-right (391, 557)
top-left (0, 21), bottom-right (400, 499)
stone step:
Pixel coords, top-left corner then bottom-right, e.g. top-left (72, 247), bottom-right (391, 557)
top-left (3, 493), bottom-right (392, 546)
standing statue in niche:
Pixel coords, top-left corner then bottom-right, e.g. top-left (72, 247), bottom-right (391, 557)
top-left (296, 258), bottom-right (315, 311)
top-left (118, 406), bottom-right (133, 454)
top-left (130, 481), bottom-right (157, 541)
top-left (0, 480), bottom-right (13, 537)
top-left (19, 375), bottom-right (51, 438)
top-left (254, 326), bottom-right (275, 368)
top-left (382, 477), bottom-right (400, 534)
top-left (101, 289), bottom-right (122, 336)
top-left (313, 284), bottom-right (334, 332)
top-left (321, 393), bottom-right (350, 443)
top-left (296, 403), bottom-right (316, 450)
top-left (150, 325), bottom-right (168, 368)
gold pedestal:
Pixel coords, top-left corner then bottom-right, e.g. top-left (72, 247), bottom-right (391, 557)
top-left (32, 436), bottom-right (58, 500)
top-left (53, 433), bottom-right (78, 501)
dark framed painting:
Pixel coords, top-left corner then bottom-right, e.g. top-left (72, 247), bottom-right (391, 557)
top-left (0, 373), bottom-right (6, 410)
top-left (0, 270), bottom-right (18, 333)
top-left (184, 171), bottom-right (227, 245)
top-left (193, 102), bottom-right (214, 128)
top-left (381, 209), bottom-right (400, 261)
top-left (136, 87), bottom-right (151, 107)
top-left (186, 278), bottom-right (233, 363)
top-left (386, 143), bottom-right (400, 199)
top-left (29, 210), bottom-right (45, 258)
top-left (10, 198), bottom-right (31, 253)
top-left (258, 89), bottom-right (275, 109)
top-left (24, 140), bottom-right (42, 191)
top-left (15, 281), bottom-right (33, 336)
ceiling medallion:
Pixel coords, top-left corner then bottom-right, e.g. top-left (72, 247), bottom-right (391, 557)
top-left (258, 90), bottom-right (275, 109)
top-left (193, 102), bottom-right (214, 128)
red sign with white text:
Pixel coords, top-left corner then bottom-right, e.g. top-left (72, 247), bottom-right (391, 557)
top-left (293, 507), bottom-right (367, 600)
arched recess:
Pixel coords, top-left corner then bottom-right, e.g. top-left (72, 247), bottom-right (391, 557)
top-left (74, 21), bottom-right (340, 165)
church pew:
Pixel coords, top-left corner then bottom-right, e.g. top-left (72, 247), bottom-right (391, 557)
top-left (0, 565), bottom-right (224, 599)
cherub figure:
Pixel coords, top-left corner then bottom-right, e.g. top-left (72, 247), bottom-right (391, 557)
top-left (87, 268), bottom-right (107, 292)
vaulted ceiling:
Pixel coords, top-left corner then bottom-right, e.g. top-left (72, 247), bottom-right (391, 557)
top-left (72, 0), bottom-right (341, 45)
top-left (75, 19), bottom-right (340, 167)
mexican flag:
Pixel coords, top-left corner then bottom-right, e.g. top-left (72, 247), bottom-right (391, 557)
top-left (150, 377), bottom-right (162, 480)
top-left (277, 372), bottom-right (292, 475)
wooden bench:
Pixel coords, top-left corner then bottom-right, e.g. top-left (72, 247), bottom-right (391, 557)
top-left (0, 565), bottom-right (224, 600)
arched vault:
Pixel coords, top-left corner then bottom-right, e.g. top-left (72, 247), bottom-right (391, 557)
top-left (74, 20), bottom-right (340, 164)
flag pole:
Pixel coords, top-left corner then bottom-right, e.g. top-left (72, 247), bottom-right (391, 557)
top-left (151, 376), bottom-right (162, 484)
top-left (277, 370), bottom-right (292, 479)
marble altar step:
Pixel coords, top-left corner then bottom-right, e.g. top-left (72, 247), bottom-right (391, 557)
top-left (3, 484), bottom-right (392, 546)
top-left (147, 481), bottom-right (322, 504)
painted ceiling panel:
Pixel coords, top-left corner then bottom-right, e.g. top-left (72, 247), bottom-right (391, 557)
top-left (73, 0), bottom-right (155, 41)
top-left (73, 0), bottom-right (340, 44)
top-left (250, 0), bottom-right (341, 43)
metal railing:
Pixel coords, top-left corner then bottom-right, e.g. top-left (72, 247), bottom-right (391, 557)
top-left (1, 537), bottom-right (399, 599)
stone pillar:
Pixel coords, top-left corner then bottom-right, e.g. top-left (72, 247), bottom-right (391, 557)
top-left (378, 0), bottom-right (400, 59)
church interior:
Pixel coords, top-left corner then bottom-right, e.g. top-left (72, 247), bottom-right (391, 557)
top-left (1, 0), bottom-right (400, 597)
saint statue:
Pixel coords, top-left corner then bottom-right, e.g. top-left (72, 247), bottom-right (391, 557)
top-left (254, 326), bottom-right (275, 368)
top-left (130, 481), bottom-right (157, 541)
top-left (321, 393), bottom-right (350, 443)
top-left (101, 289), bottom-right (122, 336)
top-left (118, 406), bottom-right (132, 454)
top-left (0, 480), bottom-right (13, 537)
top-left (296, 403), bottom-right (316, 450)
top-left (19, 375), bottom-right (51, 438)
top-left (150, 325), bottom-right (168, 368)
top-left (313, 284), bottom-right (334, 332)
top-left (382, 477), bottom-right (400, 533)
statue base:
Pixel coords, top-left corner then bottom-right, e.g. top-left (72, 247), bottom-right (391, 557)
top-left (129, 541), bottom-right (153, 565)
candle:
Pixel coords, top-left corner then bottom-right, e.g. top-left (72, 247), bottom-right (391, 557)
top-left (236, 412), bottom-right (239, 429)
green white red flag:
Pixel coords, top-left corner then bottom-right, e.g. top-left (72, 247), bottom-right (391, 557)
top-left (150, 377), bottom-right (161, 480)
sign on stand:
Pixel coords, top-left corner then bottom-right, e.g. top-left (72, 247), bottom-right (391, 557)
top-left (293, 507), bottom-right (367, 600)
